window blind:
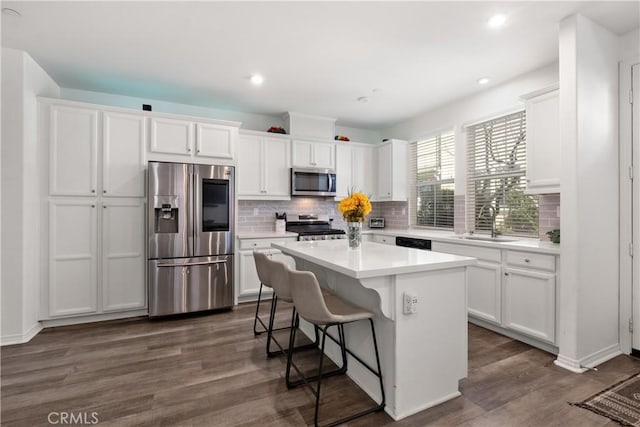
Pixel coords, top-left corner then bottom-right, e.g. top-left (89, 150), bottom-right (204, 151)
top-left (409, 131), bottom-right (455, 228)
top-left (465, 111), bottom-right (538, 236)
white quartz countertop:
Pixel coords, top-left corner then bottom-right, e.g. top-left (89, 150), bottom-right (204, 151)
top-left (364, 228), bottom-right (560, 255)
top-left (271, 240), bottom-right (476, 279)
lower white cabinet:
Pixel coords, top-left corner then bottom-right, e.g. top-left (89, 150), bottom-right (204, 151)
top-left (101, 200), bottom-right (146, 311)
top-left (432, 241), bottom-right (558, 346)
top-left (503, 266), bottom-right (556, 343)
top-left (237, 236), bottom-right (297, 302)
top-left (49, 200), bottom-right (98, 316)
top-left (371, 234), bottom-right (395, 245)
top-left (47, 198), bottom-right (146, 318)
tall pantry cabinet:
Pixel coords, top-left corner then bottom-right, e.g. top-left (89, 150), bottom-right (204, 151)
top-left (42, 101), bottom-right (146, 319)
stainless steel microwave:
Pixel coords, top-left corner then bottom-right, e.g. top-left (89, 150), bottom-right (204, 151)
top-left (291, 168), bottom-right (336, 197)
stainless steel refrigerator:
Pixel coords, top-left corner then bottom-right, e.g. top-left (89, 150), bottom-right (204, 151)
top-left (147, 161), bottom-right (234, 317)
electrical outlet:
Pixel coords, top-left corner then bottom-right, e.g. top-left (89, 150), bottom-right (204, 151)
top-left (402, 208), bottom-right (406, 216)
top-left (253, 208), bottom-right (259, 216)
top-left (556, 206), bottom-right (560, 217)
top-left (403, 292), bottom-right (418, 314)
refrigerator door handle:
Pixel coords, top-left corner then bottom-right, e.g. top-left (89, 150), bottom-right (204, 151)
top-left (157, 260), bottom-right (228, 268)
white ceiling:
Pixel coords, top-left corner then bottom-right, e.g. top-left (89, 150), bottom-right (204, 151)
top-left (2, 1), bottom-right (638, 129)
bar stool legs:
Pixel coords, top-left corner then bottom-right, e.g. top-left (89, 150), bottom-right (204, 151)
top-left (264, 295), bottom-right (321, 358)
top-left (286, 317), bottom-right (385, 427)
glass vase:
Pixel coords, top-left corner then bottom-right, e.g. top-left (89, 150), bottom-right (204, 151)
top-left (346, 221), bottom-right (362, 249)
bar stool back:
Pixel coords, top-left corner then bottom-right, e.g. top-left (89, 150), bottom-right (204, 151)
top-left (286, 269), bottom-right (385, 427)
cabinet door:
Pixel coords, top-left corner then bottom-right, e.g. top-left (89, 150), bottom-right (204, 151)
top-left (50, 105), bottom-right (98, 196)
top-left (49, 200), bottom-right (98, 316)
top-left (335, 144), bottom-right (352, 198)
top-left (372, 234), bottom-right (394, 245)
top-left (503, 267), bottom-right (555, 343)
top-left (150, 117), bottom-right (192, 155)
top-left (195, 123), bottom-right (236, 159)
top-left (467, 261), bottom-right (502, 324)
top-left (239, 250), bottom-right (271, 298)
top-left (377, 143), bottom-right (393, 200)
top-left (352, 145), bottom-right (376, 197)
top-left (102, 112), bottom-right (145, 197)
top-left (292, 140), bottom-right (314, 167)
top-left (525, 90), bottom-right (560, 194)
top-left (263, 137), bottom-right (291, 197)
top-left (101, 200), bottom-right (146, 312)
top-left (237, 135), bottom-right (264, 197)
top-left (314, 142), bottom-right (336, 169)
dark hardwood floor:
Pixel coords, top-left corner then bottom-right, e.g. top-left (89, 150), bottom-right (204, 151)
top-left (2, 302), bottom-right (639, 426)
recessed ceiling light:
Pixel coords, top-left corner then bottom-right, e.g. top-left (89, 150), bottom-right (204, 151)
top-left (477, 77), bottom-right (490, 85)
top-left (488, 14), bottom-right (507, 29)
top-left (357, 96), bottom-right (369, 103)
top-left (250, 74), bottom-right (264, 86)
top-left (2, 7), bottom-right (21, 17)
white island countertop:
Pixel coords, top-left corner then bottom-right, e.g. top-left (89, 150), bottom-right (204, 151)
top-left (271, 239), bottom-right (475, 279)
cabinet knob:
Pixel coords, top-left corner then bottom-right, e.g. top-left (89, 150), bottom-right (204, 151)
top-left (197, 150), bottom-right (200, 153)
top-left (187, 148), bottom-right (191, 152)
top-left (91, 204), bottom-right (95, 208)
top-left (103, 205), bottom-right (107, 209)
top-left (524, 258), bottom-right (531, 263)
top-left (103, 190), bottom-right (107, 194)
top-left (504, 272), bottom-right (509, 276)
top-left (91, 189), bottom-right (96, 193)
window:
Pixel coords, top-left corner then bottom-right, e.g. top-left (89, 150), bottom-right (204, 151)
top-left (410, 131), bottom-right (455, 228)
top-left (466, 111), bottom-right (538, 236)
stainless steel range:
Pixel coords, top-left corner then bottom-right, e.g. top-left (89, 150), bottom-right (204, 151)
top-left (286, 214), bottom-right (346, 241)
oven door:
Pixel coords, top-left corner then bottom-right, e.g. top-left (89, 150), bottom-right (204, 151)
top-left (148, 255), bottom-right (233, 316)
top-left (291, 168), bottom-right (336, 196)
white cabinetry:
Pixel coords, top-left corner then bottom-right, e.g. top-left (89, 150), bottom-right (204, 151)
top-left (335, 143), bottom-right (376, 199)
top-left (43, 100), bottom-right (147, 320)
top-left (237, 236), bottom-right (297, 303)
top-left (503, 251), bottom-right (556, 343)
top-left (372, 234), bottom-right (395, 245)
top-left (49, 105), bottom-right (98, 196)
top-left (49, 200), bottom-right (98, 316)
top-left (432, 241), bottom-right (558, 348)
top-left (149, 116), bottom-right (240, 164)
top-left (522, 86), bottom-right (560, 194)
top-left (103, 112), bottom-right (146, 197)
top-left (101, 200), bottom-right (146, 312)
top-left (432, 242), bottom-right (502, 325)
top-left (237, 132), bottom-right (291, 200)
top-left (376, 139), bottom-right (408, 201)
top-left (292, 140), bottom-right (335, 169)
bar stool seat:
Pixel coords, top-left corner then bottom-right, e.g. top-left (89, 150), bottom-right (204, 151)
top-left (286, 268), bottom-right (385, 427)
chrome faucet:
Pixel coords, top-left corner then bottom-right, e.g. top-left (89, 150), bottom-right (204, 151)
top-left (479, 203), bottom-right (498, 238)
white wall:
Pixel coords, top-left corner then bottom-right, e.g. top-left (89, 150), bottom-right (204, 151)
top-left (619, 28), bottom-right (640, 61)
top-left (334, 124), bottom-right (381, 144)
top-left (380, 62), bottom-right (558, 195)
top-left (556, 14), bottom-right (621, 372)
top-left (1, 48), bottom-right (60, 344)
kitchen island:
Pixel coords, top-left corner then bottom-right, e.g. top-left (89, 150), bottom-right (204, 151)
top-left (271, 240), bottom-right (476, 421)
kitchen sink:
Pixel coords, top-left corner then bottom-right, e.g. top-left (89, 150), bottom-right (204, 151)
top-left (456, 235), bottom-right (518, 242)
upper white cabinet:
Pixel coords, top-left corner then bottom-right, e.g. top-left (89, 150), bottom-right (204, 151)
top-left (149, 116), bottom-right (240, 163)
top-left (237, 132), bottom-right (291, 199)
top-left (292, 140), bottom-right (336, 169)
top-left (334, 143), bottom-right (376, 199)
top-left (376, 139), bottom-right (408, 201)
top-left (522, 86), bottom-right (560, 194)
top-left (196, 123), bottom-right (237, 159)
top-left (102, 112), bottom-right (146, 197)
top-left (49, 105), bottom-right (144, 198)
top-left (50, 105), bottom-right (99, 196)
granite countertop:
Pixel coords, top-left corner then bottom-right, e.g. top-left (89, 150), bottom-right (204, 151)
top-left (271, 240), bottom-right (476, 279)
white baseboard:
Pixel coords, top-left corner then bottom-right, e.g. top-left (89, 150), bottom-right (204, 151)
top-left (387, 391), bottom-right (462, 421)
top-left (1, 322), bottom-right (43, 346)
top-left (40, 309), bottom-right (148, 328)
top-left (555, 344), bottom-right (622, 373)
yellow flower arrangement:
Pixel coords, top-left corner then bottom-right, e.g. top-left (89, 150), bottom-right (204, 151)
top-left (338, 190), bottom-right (372, 222)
